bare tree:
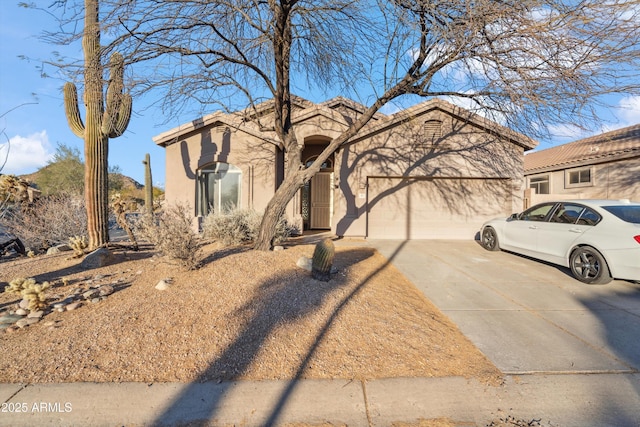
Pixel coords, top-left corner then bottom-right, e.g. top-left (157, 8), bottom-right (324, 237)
top-left (43, 0), bottom-right (640, 249)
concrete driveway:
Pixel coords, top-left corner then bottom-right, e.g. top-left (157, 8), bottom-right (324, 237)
top-left (366, 239), bottom-right (640, 375)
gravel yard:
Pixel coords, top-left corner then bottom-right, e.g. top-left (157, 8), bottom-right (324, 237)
top-left (0, 240), bottom-right (501, 385)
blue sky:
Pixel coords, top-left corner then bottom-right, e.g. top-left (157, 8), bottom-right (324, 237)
top-left (1, 2), bottom-right (639, 188)
top-left (0, 2), bottom-right (169, 187)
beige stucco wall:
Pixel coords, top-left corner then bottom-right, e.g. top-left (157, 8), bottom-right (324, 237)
top-left (526, 156), bottom-right (640, 207)
top-left (333, 110), bottom-right (526, 237)
top-left (160, 102), bottom-right (530, 238)
top-left (163, 124), bottom-right (278, 228)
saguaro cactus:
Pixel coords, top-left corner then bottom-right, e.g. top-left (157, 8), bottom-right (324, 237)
top-left (64, 0), bottom-right (132, 250)
top-left (143, 153), bottom-right (153, 218)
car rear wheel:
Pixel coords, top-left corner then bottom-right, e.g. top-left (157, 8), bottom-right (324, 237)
top-left (481, 227), bottom-right (500, 251)
top-left (569, 246), bottom-right (612, 285)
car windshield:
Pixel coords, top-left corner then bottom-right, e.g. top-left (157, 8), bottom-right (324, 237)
top-left (602, 205), bottom-right (640, 224)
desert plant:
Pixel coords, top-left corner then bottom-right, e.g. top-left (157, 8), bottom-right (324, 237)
top-left (110, 193), bottom-right (138, 250)
top-left (5, 277), bottom-right (35, 295)
top-left (5, 277), bottom-right (51, 311)
top-left (202, 208), bottom-right (261, 245)
top-left (311, 238), bottom-right (335, 282)
top-left (69, 235), bottom-right (88, 257)
top-left (142, 153), bottom-right (153, 218)
top-left (64, 0), bottom-right (132, 250)
top-left (136, 203), bottom-right (201, 269)
top-left (21, 281), bottom-right (51, 312)
top-left (0, 193), bottom-right (87, 252)
top-left (202, 208), bottom-right (291, 247)
top-left (0, 174), bottom-right (31, 205)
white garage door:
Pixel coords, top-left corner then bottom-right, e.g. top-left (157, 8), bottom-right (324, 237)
top-left (367, 177), bottom-right (512, 239)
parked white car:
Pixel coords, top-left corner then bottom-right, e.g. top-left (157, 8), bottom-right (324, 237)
top-left (480, 200), bottom-right (640, 284)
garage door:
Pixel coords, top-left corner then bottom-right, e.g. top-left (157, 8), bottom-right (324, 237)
top-left (367, 177), bottom-right (512, 239)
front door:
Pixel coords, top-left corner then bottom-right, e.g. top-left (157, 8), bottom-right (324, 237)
top-left (310, 172), bottom-right (332, 229)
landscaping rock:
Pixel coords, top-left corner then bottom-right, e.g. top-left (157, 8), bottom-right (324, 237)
top-left (273, 245), bottom-right (284, 251)
top-left (66, 302), bottom-right (82, 311)
top-left (155, 280), bottom-right (171, 291)
top-left (81, 248), bottom-right (112, 269)
top-left (27, 310), bottom-right (44, 319)
top-left (19, 299), bottom-right (30, 310)
top-left (296, 256), bottom-right (312, 271)
top-left (83, 289), bottom-right (98, 299)
top-left (47, 244), bottom-right (73, 255)
top-left (15, 308), bottom-right (28, 316)
top-left (0, 314), bottom-right (23, 325)
top-left (16, 317), bottom-right (39, 328)
top-left (99, 285), bottom-right (114, 296)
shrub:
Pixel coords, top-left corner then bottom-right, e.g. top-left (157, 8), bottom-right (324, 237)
top-left (136, 203), bottom-right (201, 269)
top-left (202, 208), bottom-right (291, 246)
top-left (0, 193), bottom-right (87, 252)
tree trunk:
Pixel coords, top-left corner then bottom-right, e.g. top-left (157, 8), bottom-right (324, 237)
top-left (254, 171), bottom-right (304, 251)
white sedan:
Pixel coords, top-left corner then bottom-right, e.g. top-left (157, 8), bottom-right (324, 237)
top-left (480, 199), bottom-right (640, 284)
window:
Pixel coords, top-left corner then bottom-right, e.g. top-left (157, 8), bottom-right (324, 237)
top-left (549, 203), bottom-right (600, 225)
top-left (529, 175), bottom-right (549, 194)
top-left (550, 203), bottom-right (584, 224)
top-left (518, 203), bottom-right (556, 222)
top-left (565, 167), bottom-right (593, 188)
top-left (196, 163), bottom-right (242, 216)
top-left (602, 205), bottom-right (640, 224)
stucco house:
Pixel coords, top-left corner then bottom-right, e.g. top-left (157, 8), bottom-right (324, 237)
top-left (153, 97), bottom-right (537, 240)
top-left (524, 124), bottom-right (640, 208)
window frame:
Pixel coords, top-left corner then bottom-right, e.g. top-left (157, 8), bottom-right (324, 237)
top-left (196, 162), bottom-right (242, 216)
top-left (528, 174), bottom-right (550, 194)
top-left (564, 166), bottom-right (594, 189)
top-left (517, 202), bottom-right (557, 222)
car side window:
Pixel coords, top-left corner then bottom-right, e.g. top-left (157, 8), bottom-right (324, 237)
top-left (550, 203), bottom-right (584, 224)
top-left (519, 203), bottom-right (555, 222)
top-left (577, 207), bottom-right (601, 226)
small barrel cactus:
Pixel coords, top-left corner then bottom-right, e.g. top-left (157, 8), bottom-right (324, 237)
top-left (312, 238), bottom-right (335, 282)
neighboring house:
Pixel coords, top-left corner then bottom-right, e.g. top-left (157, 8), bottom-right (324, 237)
top-left (153, 97), bottom-right (537, 240)
top-left (524, 124), bottom-right (640, 208)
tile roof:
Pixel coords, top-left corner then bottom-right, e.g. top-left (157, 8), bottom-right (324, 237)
top-left (524, 124), bottom-right (640, 174)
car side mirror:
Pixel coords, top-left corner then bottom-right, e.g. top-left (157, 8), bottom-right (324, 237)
top-left (509, 213), bottom-right (520, 221)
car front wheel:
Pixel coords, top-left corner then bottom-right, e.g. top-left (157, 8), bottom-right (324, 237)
top-left (569, 246), bottom-right (612, 285)
top-left (481, 227), bottom-right (500, 251)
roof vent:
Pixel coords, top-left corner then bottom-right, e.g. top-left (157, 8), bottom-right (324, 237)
top-left (590, 146), bottom-right (599, 153)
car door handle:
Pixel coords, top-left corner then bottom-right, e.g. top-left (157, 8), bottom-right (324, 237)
top-left (528, 226), bottom-right (538, 229)
top-left (568, 228), bottom-right (583, 233)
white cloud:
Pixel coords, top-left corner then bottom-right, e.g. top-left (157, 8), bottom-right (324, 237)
top-left (0, 131), bottom-right (54, 175)
top-left (616, 95), bottom-right (640, 125)
top-left (547, 95), bottom-right (640, 144)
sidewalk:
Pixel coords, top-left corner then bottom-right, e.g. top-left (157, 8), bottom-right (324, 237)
top-left (2, 374), bottom-right (640, 426)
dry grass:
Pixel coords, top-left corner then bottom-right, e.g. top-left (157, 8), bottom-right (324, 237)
top-left (0, 240), bottom-right (502, 385)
